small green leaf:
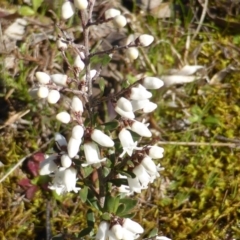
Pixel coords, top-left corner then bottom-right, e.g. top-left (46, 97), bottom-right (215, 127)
top-left (87, 210), bottom-right (95, 227)
top-left (116, 204), bottom-right (126, 216)
top-left (32, 0), bottom-right (43, 12)
top-left (103, 120), bottom-right (119, 131)
top-left (18, 6), bottom-right (35, 16)
top-left (102, 212), bottom-right (111, 221)
top-left (79, 186), bottom-right (88, 203)
top-left (78, 227), bottom-right (93, 238)
top-left (148, 228), bottom-right (158, 238)
top-left (119, 198), bottom-right (137, 214)
top-left (99, 78), bottom-right (105, 93)
top-left (104, 195), bottom-right (120, 214)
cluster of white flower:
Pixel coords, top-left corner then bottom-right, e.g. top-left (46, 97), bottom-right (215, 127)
top-left (32, 1), bottom-right (171, 239)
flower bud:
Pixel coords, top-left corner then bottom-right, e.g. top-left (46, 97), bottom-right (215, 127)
top-left (55, 133), bottom-right (67, 147)
top-left (57, 38), bottom-right (68, 50)
top-left (82, 69), bottom-right (97, 81)
top-left (126, 47), bottom-right (139, 61)
top-left (68, 137), bottom-right (81, 158)
top-left (123, 218), bottom-right (144, 234)
top-left (74, 0), bottom-right (88, 10)
top-left (51, 74), bottom-right (68, 86)
top-left (38, 86), bottom-right (49, 98)
top-left (74, 55), bottom-right (85, 71)
top-left (36, 72), bottom-right (50, 84)
top-left (148, 146), bottom-right (164, 159)
top-left (72, 125), bottom-right (84, 140)
top-left (62, 167), bottom-right (78, 192)
top-left (61, 154), bottom-right (72, 168)
top-left (115, 106), bottom-right (135, 119)
top-left (113, 15), bottom-right (127, 28)
top-left (137, 34), bottom-right (154, 47)
top-left (141, 156), bottom-right (157, 173)
top-left (143, 101), bottom-right (157, 113)
top-left (39, 155), bottom-right (58, 175)
top-left (71, 96), bottom-right (83, 112)
top-left (109, 224), bottom-right (123, 240)
top-left (104, 8), bottom-right (121, 19)
top-left (91, 129), bottom-right (114, 147)
top-left (47, 90), bottom-right (60, 104)
top-left (95, 221), bottom-right (109, 240)
top-left (142, 77), bottom-right (164, 89)
top-left (62, 1), bottom-right (75, 19)
top-left (130, 85), bottom-right (152, 100)
top-left (117, 97), bottom-right (132, 112)
top-left (56, 111), bottom-right (71, 124)
top-left (130, 121), bottom-right (152, 137)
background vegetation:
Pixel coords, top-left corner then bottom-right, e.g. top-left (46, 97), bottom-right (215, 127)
top-left (0, 0), bottom-right (240, 239)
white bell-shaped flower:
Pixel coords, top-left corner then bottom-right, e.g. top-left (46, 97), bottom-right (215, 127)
top-left (47, 90), bottom-right (60, 104)
top-left (91, 129), bottom-right (114, 147)
top-left (133, 164), bottom-right (151, 188)
top-left (123, 218), bottom-right (144, 234)
top-left (130, 84), bottom-right (152, 100)
top-left (39, 155), bottom-right (58, 175)
top-left (82, 69), bottom-right (97, 81)
top-left (74, 55), bottom-right (85, 71)
top-left (61, 167), bottom-right (79, 192)
top-left (36, 72), bottom-right (50, 84)
top-left (122, 228), bottom-right (137, 240)
top-left (148, 146), bottom-right (164, 159)
top-left (113, 15), bottom-right (127, 28)
top-left (130, 120), bottom-right (152, 138)
top-left (68, 137), bottom-right (81, 158)
top-left (141, 156), bottom-right (157, 174)
top-left (126, 47), bottom-right (139, 61)
top-left (108, 224), bottom-right (123, 240)
top-left (143, 101), bottom-right (157, 113)
top-left (142, 77), bottom-right (164, 89)
top-left (83, 141), bottom-right (106, 166)
top-left (71, 96), bottom-right (84, 112)
top-left (51, 74), bottom-right (68, 86)
top-left (74, 0), bottom-right (88, 10)
top-left (72, 125), bottom-right (84, 140)
top-left (62, 1), bottom-right (75, 19)
top-left (38, 86), bottom-right (49, 98)
top-left (127, 176), bottom-right (142, 193)
top-left (138, 34), bottom-right (154, 47)
top-left (57, 38), bottom-right (68, 50)
top-left (118, 128), bottom-right (140, 157)
top-left (61, 154), bottom-right (72, 168)
top-left (115, 106), bottom-right (135, 119)
top-left (117, 97), bottom-right (133, 112)
top-left (104, 8), bottom-right (121, 19)
top-left (95, 221), bottom-right (109, 240)
top-left (55, 133), bottom-right (67, 147)
top-left (56, 111), bottom-right (71, 124)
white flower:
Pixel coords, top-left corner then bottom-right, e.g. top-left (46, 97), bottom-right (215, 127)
top-left (51, 74), bottom-right (68, 86)
top-left (38, 86), bottom-right (49, 98)
top-left (127, 176), bottom-right (142, 193)
top-left (156, 236), bottom-right (172, 240)
top-left (133, 164), bottom-right (151, 188)
top-left (104, 8), bottom-right (121, 19)
top-left (91, 129), bottom-right (114, 147)
top-left (141, 156), bottom-right (158, 174)
top-left (57, 38), bottom-right (68, 50)
top-left (61, 154), bottom-right (72, 168)
top-left (113, 15), bottom-right (127, 28)
top-left (56, 111), bottom-right (71, 124)
top-left (74, 0), bottom-right (88, 10)
top-left (126, 47), bottom-right (139, 61)
top-left (74, 55), bottom-right (85, 71)
top-left (130, 84), bottom-right (152, 100)
top-left (82, 69), bottom-right (97, 81)
top-left (36, 72), bottom-right (50, 84)
top-left (138, 34), bottom-right (154, 47)
top-left (71, 96), bottom-right (84, 112)
top-left (55, 133), bottom-right (67, 147)
top-left (115, 97), bottom-right (135, 119)
top-left (142, 101), bottom-right (157, 113)
top-left (108, 224), bottom-right (123, 240)
top-left (72, 125), bottom-right (84, 140)
top-left (142, 77), bottom-right (164, 89)
top-left (39, 155), bottom-right (58, 175)
top-left (123, 218), bottom-right (144, 234)
top-left (95, 221), bottom-right (109, 240)
top-left (118, 128), bottom-right (141, 157)
top-left (62, 1), bottom-right (75, 19)
top-left (47, 90), bottom-right (60, 104)
top-left (83, 141), bottom-right (106, 166)
top-left (130, 120), bottom-right (152, 137)
top-left (148, 146), bottom-right (164, 159)
top-left (68, 137), bottom-right (81, 158)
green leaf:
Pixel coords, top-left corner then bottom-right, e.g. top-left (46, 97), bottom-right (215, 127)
top-left (78, 227), bottom-right (93, 238)
top-left (99, 78), bottom-right (105, 93)
top-left (148, 228), bottom-right (158, 238)
top-left (104, 195), bottom-right (120, 214)
top-left (32, 0), bottom-right (43, 12)
top-left (102, 212), bottom-right (111, 221)
top-left (90, 54), bottom-right (111, 66)
top-left (79, 186), bottom-right (88, 203)
top-left (18, 6), bottom-right (35, 16)
top-left (87, 210), bottom-right (95, 227)
top-left (103, 120), bottom-right (119, 131)
top-left (119, 198), bottom-right (137, 215)
top-left (203, 116), bottom-right (219, 125)
top-left (116, 204), bottom-right (126, 216)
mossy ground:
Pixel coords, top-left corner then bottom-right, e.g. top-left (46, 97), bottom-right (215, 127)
top-left (1, 0), bottom-right (240, 239)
